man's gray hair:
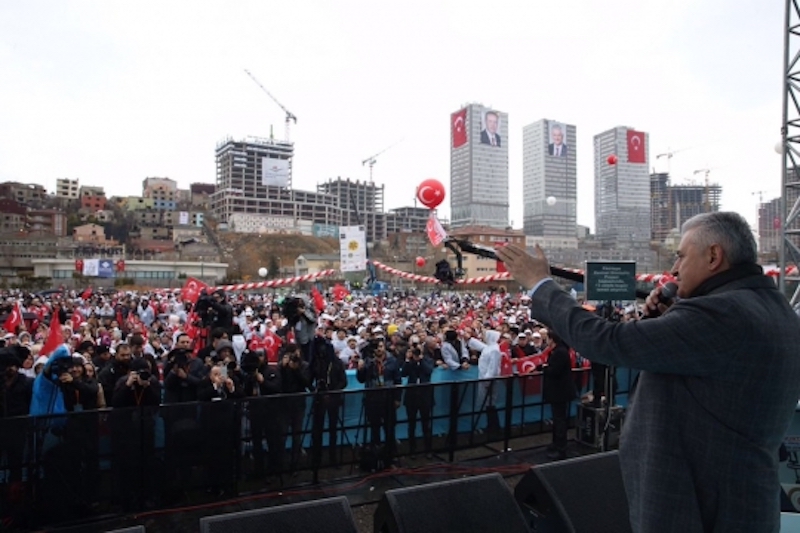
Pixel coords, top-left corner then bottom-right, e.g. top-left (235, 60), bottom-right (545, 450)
top-left (681, 212), bottom-right (757, 265)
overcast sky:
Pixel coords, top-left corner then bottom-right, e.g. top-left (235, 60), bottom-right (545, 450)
top-left (0, 0), bottom-right (784, 231)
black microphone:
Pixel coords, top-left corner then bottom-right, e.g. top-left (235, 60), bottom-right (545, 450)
top-left (658, 282), bottom-right (678, 305)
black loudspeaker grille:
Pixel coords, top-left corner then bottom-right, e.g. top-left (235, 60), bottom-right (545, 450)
top-left (199, 496), bottom-right (357, 533)
top-left (515, 451), bottom-right (631, 533)
top-left (375, 473), bottom-right (528, 533)
top-left (105, 528), bottom-right (145, 533)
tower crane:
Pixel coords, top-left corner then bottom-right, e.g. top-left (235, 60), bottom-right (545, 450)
top-left (655, 145), bottom-right (692, 174)
top-left (362, 140), bottom-right (403, 181)
top-left (693, 168), bottom-right (715, 213)
top-left (752, 190), bottom-right (768, 205)
top-left (244, 69), bottom-right (297, 143)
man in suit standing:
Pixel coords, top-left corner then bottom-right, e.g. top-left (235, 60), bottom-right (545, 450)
top-left (496, 211), bottom-right (800, 533)
top-left (480, 111), bottom-right (501, 147)
top-left (548, 124), bottom-right (568, 157)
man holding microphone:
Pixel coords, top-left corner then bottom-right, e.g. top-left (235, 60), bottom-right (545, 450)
top-left (497, 212), bottom-right (800, 533)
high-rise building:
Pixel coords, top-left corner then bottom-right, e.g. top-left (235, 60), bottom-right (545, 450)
top-left (522, 119), bottom-right (577, 247)
top-left (317, 178), bottom-right (385, 243)
top-left (650, 172), bottom-right (722, 244)
top-left (757, 197), bottom-right (782, 256)
top-left (449, 104), bottom-right (509, 229)
top-left (594, 126), bottom-right (651, 249)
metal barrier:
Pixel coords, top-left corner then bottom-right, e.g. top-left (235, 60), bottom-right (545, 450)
top-left (0, 367), bottom-right (635, 529)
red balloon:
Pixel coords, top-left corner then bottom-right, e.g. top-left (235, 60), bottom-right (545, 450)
top-left (416, 179), bottom-right (446, 210)
top-left (415, 256), bottom-right (426, 267)
top-left (607, 154), bottom-right (618, 165)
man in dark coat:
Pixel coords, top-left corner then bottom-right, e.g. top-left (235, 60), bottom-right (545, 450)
top-left (309, 337), bottom-right (347, 473)
top-left (357, 340), bottom-right (402, 467)
top-left (497, 211), bottom-right (800, 532)
top-left (0, 348), bottom-right (33, 491)
top-left (541, 332), bottom-right (577, 459)
top-left (402, 346), bottom-right (434, 457)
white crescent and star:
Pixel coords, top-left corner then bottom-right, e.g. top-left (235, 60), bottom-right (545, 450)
top-left (418, 185), bottom-right (436, 204)
top-left (521, 360), bottom-right (536, 374)
top-left (631, 134), bottom-right (641, 150)
top-left (453, 115), bottom-right (464, 132)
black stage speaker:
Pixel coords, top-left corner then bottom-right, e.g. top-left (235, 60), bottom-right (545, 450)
top-left (105, 528), bottom-right (145, 533)
top-left (374, 473), bottom-right (528, 533)
top-left (514, 451), bottom-right (631, 533)
top-left (199, 496), bottom-right (357, 533)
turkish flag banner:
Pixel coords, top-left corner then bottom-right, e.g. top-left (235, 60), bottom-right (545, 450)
top-left (3, 302), bottom-right (22, 333)
top-left (494, 243), bottom-right (508, 273)
top-left (627, 129), bottom-right (646, 163)
top-left (41, 308), bottom-right (62, 357)
top-left (452, 108), bottom-right (467, 148)
top-left (426, 212), bottom-right (448, 246)
top-left (182, 277), bottom-right (208, 305)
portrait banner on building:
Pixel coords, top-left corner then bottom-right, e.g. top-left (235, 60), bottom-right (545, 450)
top-left (262, 157), bottom-right (290, 187)
top-left (339, 225), bottom-right (367, 272)
top-left (82, 259), bottom-right (99, 277)
top-left (179, 211), bottom-right (189, 225)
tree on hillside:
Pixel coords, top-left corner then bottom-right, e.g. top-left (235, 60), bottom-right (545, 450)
top-left (268, 255), bottom-right (280, 278)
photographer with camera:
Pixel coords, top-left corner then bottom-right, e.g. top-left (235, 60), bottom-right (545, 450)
top-left (280, 297), bottom-right (317, 363)
top-left (197, 362), bottom-right (242, 497)
top-left (279, 343), bottom-right (311, 473)
top-left (309, 336), bottom-right (347, 473)
top-left (97, 342), bottom-right (132, 402)
top-left (356, 339), bottom-right (402, 469)
top-left (402, 346), bottom-right (434, 458)
top-left (195, 290), bottom-right (233, 335)
top-left (239, 349), bottom-right (284, 479)
top-left (109, 357), bottom-right (159, 510)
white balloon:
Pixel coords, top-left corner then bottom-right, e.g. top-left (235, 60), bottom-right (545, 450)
top-left (258, 267), bottom-right (268, 278)
top-left (775, 141), bottom-right (785, 155)
top-left (546, 196), bottom-right (557, 206)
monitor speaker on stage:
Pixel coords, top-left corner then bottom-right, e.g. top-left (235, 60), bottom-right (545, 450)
top-left (105, 527), bottom-right (145, 533)
top-left (373, 473), bottom-right (528, 533)
top-left (514, 451), bottom-right (632, 533)
top-left (199, 496), bottom-right (357, 533)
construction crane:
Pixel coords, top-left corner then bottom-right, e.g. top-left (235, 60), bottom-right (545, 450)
top-left (655, 146), bottom-right (692, 174)
top-left (752, 190), bottom-right (767, 205)
top-left (362, 140), bottom-right (403, 181)
top-left (244, 69), bottom-right (297, 143)
top-left (693, 168), bottom-right (716, 213)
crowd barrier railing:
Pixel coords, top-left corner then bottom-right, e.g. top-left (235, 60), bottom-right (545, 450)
top-left (0, 367), bottom-right (635, 528)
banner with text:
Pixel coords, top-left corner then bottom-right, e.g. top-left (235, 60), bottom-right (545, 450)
top-left (339, 225), bottom-right (367, 272)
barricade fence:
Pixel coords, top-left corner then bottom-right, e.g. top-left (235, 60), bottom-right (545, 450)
top-left (0, 367), bottom-right (634, 528)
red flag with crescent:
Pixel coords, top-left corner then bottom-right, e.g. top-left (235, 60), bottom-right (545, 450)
top-left (627, 129), bottom-right (646, 163)
top-left (518, 354), bottom-right (545, 396)
top-left (426, 212), bottom-right (447, 246)
top-left (452, 108), bottom-right (467, 148)
top-left (70, 309), bottom-right (83, 329)
top-left (41, 308), bottom-right (62, 357)
top-left (3, 302), bottom-right (22, 334)
top-left (331, 283), bottom-right (350, 302)
top-left (182, 277), bottom-right (207, 305)
top-left (311, 287), bottom-right (325, 313)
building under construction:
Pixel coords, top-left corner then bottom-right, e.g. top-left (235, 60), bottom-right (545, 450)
top-left (317, 178), bottom-right (385, 243)
top-left (650, 172), bottom-right (722, 244)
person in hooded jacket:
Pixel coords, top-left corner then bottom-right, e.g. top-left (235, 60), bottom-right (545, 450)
top-left (468, 330), bottom-right (502, 434)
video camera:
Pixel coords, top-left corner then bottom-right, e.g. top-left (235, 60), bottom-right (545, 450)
top-left (240, 351), bottom-right (261, 375)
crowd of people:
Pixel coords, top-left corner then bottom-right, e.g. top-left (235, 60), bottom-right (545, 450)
top-left (0, 283), bottom-right (606, 514)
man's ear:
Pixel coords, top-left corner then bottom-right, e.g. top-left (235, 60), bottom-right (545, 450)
top-left (708, 243), bottom-right (725, 271)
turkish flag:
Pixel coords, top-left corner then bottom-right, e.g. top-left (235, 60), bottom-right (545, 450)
top-left (80, 287), bottom-right (92, 300)
top-left (627, 129), bottom-right (646, 163)
top-left (311, 287), bottom-right (325, 313)
top-left (494, 243), bottom-right (508, 273)
top-left (75, 259), bottom-right (84, 273)
top-left (252, 330), bottom-right (283, 363)
top-left (452, 108), bottom-right (467, 148)
top-left (70, 309), bottom-right (83, 328)
top-left (182, 277), bottom-right (208, 305)
top-left (41, 308), bottom-right (62, 357)
top-left (116, 260), bottom-right (125, 272)
top-left (774, 217), bottom-right (782, 230)
top-left (3, 302), bottom-right (22, 333)
top-left (332, 283), bottom-right (349, 302)
top-left (426, 212), bottom-right (448, 246)
top-left (500, 353), bottom-right (514, 377)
